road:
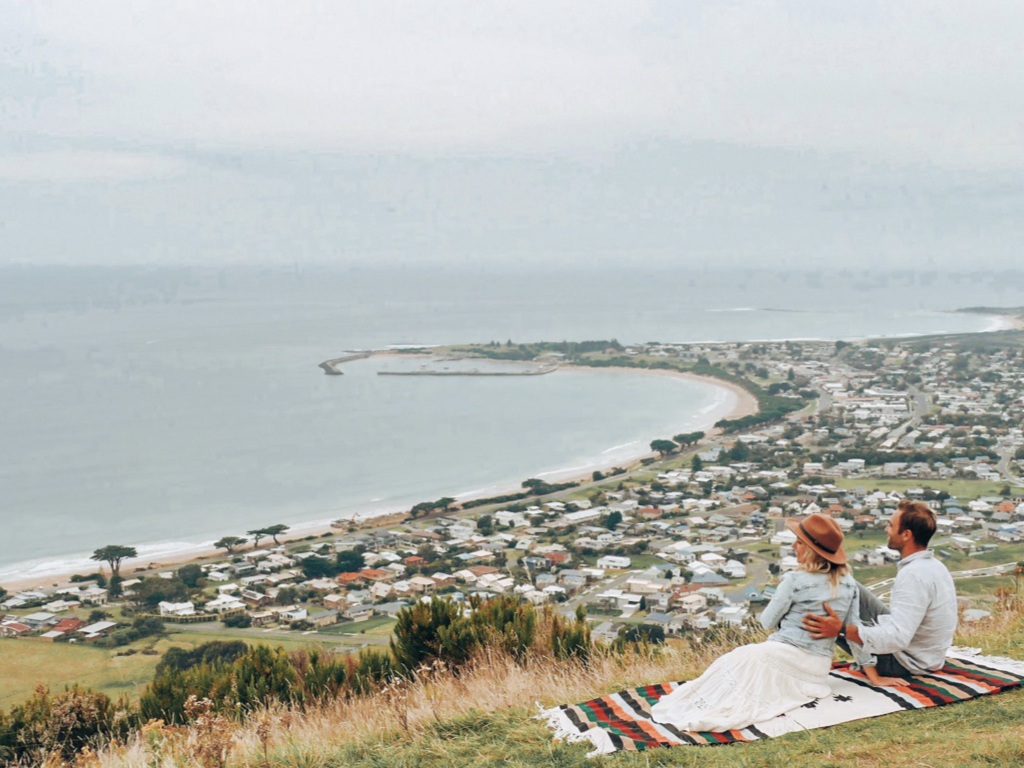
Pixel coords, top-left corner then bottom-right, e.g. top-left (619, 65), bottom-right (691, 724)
top-left (997, 450), bottom-right (1024, 487)
top-left (866, 560), bottom-right (1020, 599)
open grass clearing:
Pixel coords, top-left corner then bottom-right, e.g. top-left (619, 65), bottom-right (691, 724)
top-left (0, 636), bottom-right (172, 707)
top-left (316, 616), bottom-right (396, 636)
top-left (834, 477), bottom-right (1023, 498)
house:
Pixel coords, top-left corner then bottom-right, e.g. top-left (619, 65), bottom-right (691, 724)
top-left (158, 601), bottom-right (195, 617)
top-left (241, 589), bottom-right (270, 607)
top-left (250, 611), bottom-right (275, 627)
top-left (853, 549), bottom-right (884, 567)
top-left (678, 593), bottom-right (707, 614)
top-left (343, 605), bottom-right (375, 622)
top-left (78, 621), bottom-right (118, 639)
top-left (0, 622), bottom-right (31, 637)
top-left (360, 568), bottom-right (395, 583)
top-left (336, 572), bottom-right (366, 588)
top-left (280, 608), bottom-right (308, 623)
top-left (408, 576), bottom-right (437, 594)
top-left (20, 612), bottom-right (58, 629)
top-left (79, 587), bottom-right (109, 605)
top-left (716, 605), bottom-right (748, 626)
top-left (51, 617), bottom-right (86, 635)
top-left (643, 612), bottom-right (675, 630)
top-left (323, 594), bottom-right (348, 611)
top-left (373, 601), bottom-right (409, 618)
top-left (307, 610), bottom-right (339, 628)
top-left (430, 572), bottom-right (456, 588)
top-left (205, 595), bottom-right (246, 613)
top-left (596, 555), bottom-right (631, 570)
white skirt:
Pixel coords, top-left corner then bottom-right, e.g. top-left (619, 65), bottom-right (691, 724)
top-left (649, 641), bottom-right (833, 732)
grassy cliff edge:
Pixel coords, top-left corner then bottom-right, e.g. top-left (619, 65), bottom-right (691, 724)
top-left (86, 604), bottom-right (1024, 768)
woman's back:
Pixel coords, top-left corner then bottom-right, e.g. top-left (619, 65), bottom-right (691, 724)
top-left (760, 569), bottom-right (860, 659)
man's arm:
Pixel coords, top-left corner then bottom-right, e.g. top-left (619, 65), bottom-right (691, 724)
top-left (802, 603), bottom-right (864, 644)
top-left (856, 572), bottom-right (930, 654)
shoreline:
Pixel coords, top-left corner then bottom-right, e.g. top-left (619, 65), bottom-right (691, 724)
top-left (0, 365), bottom-right (755, 592)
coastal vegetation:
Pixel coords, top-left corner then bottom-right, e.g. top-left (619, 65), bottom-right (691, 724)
top-left (0, 595), bottom-right (596, 764)
top-left (2, 599), bottom-right (1022, 768)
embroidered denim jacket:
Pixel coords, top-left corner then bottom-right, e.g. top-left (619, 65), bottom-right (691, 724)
top-left (759, 569), bottom-right (875, 668)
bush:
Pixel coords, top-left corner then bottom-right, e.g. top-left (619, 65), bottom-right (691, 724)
top-left (0, 686), bottom-right (134, 764)
top-left (156, 640), bottom-right (250, 676)
top-left (222, 612), bottom-right (252, 628)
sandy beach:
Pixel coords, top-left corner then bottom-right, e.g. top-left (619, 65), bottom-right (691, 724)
top-left (0, 364), bottom-right (759, 592)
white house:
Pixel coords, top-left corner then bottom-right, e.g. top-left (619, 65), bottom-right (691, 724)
top-left (205, 595), bottom-right (246, 613)
top-left (596, 555), bottom-right (631, 570)
top-left (158, 601), bottom-right (196, 617)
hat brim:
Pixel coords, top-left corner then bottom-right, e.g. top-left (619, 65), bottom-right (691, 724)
top-left (786, 517), bottom-right (847, 565)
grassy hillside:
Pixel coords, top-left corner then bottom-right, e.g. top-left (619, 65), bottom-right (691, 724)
top-left (89, 603), bottom-right (1024, 768)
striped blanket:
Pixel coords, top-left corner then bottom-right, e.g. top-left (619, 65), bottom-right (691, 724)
top-left (541, 649), bottom-right (1024, 756)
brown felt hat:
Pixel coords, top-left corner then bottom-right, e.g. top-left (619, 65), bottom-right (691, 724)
top-left (786, 513), bottom-right (847, 565)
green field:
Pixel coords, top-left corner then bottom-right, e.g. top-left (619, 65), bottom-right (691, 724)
top-left (0, 636), bottom-right (170, 707)
top-left (317, 616), bottom-right (396, 636)
top-left (834, 477), bottom-right (1023, 498)
top-left (0, 626), bottom-right (380, 707)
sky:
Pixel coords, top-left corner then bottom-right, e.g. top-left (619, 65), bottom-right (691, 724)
top-left (1, 1), bottom-right (1022, 269)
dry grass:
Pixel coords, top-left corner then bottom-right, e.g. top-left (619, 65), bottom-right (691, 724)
top-left (70, 605), bottom-right (1024, 768)
top-left (86, 631), bottom-right (743, 768)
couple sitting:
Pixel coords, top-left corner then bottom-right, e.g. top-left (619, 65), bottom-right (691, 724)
top-left (650, 500), bottom-right (958, 732)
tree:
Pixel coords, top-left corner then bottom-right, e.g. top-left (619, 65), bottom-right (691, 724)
top-left (301, 557), bottom-right (338, 579)
top-left (604, 510), bottom-right (623, 530)
top-left (691, 455), bottom-right (704, 472)
top-left (336, 549), bottom-right (366, 573)
top-left (129, 577), bottom-right (188, 610)
top-left (214, 535), bottom-right (247, 555)
top-left (90, 545), bottom-right (138, 578)
top-left (247, 528), bottom-right (268, 549)
top-left (177, 563), bottom-right (203, 588)
top-left (728, 441), bottom-right (750, 462)
top-left (650, 439), bottom-right (678, 457)
top-left (477, 514), bottom-right (494, 536)
top-left (263, 524), bottom-right (290, 546)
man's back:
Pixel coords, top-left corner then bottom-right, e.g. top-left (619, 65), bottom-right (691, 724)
top-left (862, 550), bottom-right (957, 674)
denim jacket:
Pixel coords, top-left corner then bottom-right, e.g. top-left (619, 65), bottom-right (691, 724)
top-left (759, 569), bottom-right (875, 668)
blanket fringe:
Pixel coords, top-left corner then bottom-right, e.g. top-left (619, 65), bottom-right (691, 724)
top-left (535, 705), bottom-right (617, 757)
top-left (948, 647), bottom-right (1024, 675)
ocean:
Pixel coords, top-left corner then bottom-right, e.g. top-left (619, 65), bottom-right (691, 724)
top-left (1, 265), bottom-right (1021, 581)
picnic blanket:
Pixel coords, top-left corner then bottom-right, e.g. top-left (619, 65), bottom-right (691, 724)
top-left (540, 648), bottom-right (1024, 756)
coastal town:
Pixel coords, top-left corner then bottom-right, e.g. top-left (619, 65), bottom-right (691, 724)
top-left (2, 328), bottom-right (1024, 690)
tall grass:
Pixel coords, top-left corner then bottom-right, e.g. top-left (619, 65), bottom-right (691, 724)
top-left (69, 606), bottom-right (1024, 768)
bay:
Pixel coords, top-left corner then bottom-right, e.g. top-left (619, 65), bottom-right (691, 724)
top-left (1, 265), bottom-right (1021, 579)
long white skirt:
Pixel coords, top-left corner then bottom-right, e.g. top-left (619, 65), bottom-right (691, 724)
top-left (649, 641), bottom-right (833, 732)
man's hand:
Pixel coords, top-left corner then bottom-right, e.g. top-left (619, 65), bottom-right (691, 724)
top-left (802, 603), bottom-right (842, 639)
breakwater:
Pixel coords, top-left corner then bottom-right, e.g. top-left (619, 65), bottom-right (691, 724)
top-left (319, 352), bottom-right (372, 375)
top-left (377, 365), bottom-right (558, 377)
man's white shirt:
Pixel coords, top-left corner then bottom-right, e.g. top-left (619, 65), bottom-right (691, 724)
top-left (858, 550), bottom-right (958, 673)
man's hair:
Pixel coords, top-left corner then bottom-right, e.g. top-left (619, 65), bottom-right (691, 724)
top-left (896, 499), bottom-right (937, 547)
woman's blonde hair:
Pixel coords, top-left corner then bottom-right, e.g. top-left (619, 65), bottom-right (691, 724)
top-left (798, 548), bottom-right (850, 596)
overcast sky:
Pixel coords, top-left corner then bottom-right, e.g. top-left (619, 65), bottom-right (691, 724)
top-left (2, 1), bottom-right (1022, 269)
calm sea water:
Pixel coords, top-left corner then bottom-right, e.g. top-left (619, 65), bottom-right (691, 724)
top-left (1, 265), bottom-right (1021, 579)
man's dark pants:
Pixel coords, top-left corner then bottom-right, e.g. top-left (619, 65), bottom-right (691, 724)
top-left (834, 583), bottom-right (912, 677)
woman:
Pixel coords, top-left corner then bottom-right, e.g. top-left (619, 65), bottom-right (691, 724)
top-left (650, 513), bottom-right (901, 732)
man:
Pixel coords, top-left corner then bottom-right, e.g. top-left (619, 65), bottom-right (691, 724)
top-left (802, 499), bottom-right (957, 677)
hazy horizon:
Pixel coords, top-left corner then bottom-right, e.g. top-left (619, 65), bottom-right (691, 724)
top-left (2, 2), bottom-right (1023, 271)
